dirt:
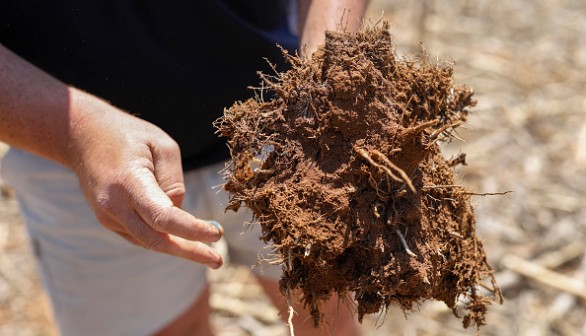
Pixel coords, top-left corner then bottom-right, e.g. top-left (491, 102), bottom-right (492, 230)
top-left (216, 22), bottom-right (502, 330)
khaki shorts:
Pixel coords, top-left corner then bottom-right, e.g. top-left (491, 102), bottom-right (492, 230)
top-left (0, 148), bottom-right (280, 336)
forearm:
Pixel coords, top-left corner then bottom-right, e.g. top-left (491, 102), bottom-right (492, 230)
top-left (0, 43), bottom-right (98, 168)
top-left (298, 0), bottom-right (370, 55)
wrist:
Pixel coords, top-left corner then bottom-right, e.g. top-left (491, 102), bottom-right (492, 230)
top-left (64, 87), bottom-right (120, 171)
top-left (62, 88), bottom-right (94, 170)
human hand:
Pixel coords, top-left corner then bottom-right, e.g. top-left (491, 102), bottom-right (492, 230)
top-left (0, 44), bottom-right (222, 267)
top-left (298, 0), bottom-right (369, 56)
top-left (67, 90), bottom-right (224, 268)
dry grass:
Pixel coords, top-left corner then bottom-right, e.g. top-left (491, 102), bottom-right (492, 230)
top-left (1, 0), bottom-right (585, 335)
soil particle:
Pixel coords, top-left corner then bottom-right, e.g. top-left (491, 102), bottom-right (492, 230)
top-left (216, 22), bottom-right (502, 329)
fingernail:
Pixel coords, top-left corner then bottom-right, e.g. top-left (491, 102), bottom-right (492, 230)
top-left (206, 253), bottom-right (223, 269)
top-left (206, 262), bottom-right (222, 269)
top-left (207, 220), bottom-right (224, 240)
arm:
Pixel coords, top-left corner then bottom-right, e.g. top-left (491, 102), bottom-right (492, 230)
top-left (298, 0), bottom-right (370, 55)
top-left (0, 44), bottom-right (223, 268)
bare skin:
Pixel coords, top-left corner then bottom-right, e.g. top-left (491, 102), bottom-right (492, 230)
top-left (0, 44), bottom-right (225, 268)
top-left (299, 0), bottom-right (370, 55)
top-left (153, 281), bottom-right (361, 336)
top-left (257, 277), bottom-right (361, 336)
top-left (0, 1), bottom-right (369, 334)
top-left (154, 287), bottom-right (214, 336)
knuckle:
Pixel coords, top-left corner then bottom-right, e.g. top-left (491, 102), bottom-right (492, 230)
top-left (92, 173), bottom-right (131, 215)
top-left (163, 137), bottom-right (180, 152)
top-left (166, 183), bottom-right (186, 200)
top-left (94, 191), bottom-right (117, 215)
top-left (156, 137), bottom-right (180, 155)
top-left (151, 206), bottom-right (172, 231)
top-left (146, 236), bottom-right (165, 252)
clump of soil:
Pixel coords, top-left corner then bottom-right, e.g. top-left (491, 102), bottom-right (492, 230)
top-left (216, 22), bottom-right (502, 329)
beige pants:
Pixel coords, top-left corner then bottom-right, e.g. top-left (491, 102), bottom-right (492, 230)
top-left (0, 148), bottom-right (280, 336)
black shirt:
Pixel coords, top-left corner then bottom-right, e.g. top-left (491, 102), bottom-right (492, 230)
top-left (0, 0), bottom-right (298, 170)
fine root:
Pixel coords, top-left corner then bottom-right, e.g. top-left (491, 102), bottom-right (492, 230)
top-left (396, 228), bottom-right (418, 257)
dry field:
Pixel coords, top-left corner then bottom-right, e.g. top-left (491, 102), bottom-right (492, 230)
top-left (1, 0), bottom-right (585, 335)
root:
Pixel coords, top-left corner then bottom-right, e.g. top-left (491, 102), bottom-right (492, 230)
top-left (355, 146), bottom-right (416, 193)
top-left (218, 23), bottom-right (499, 330)
top-left (396, 228), bottom-right (417, 257)
top-left (286, 247), bottom-right (296, 336)
top-left (404, 120), bottom-right (439, 137)
top-left (287, 247), bottom-right (293, 271)
top-left (422, 184), bottom-right (462, 189)
top-left (371, 149), bottom-right (416, 193)
top-left (461, 190), bottom-right (513, 196)
top-left (286, 288), bottom-right (296, 336)
top-left (429, 121), bottom-right (463, 141)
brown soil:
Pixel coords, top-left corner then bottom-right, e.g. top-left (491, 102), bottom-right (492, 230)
top-left (216, 23), bottom-right (502, 330)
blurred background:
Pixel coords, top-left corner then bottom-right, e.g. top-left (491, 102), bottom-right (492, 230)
top-left (1, 0), bottom-right (585, 335)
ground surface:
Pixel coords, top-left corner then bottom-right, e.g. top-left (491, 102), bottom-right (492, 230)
top-left (1, 0), bottom-right (586, 335)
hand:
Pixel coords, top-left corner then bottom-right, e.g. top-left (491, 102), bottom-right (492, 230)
top-left (68, 91), bottom-right (224, 268)
top-left (298, 0), bottom-right (369, 56)
top-left (0, 44), bottom-right (222, 267)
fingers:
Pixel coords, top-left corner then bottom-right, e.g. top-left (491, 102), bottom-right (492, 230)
top-left (165, 236), bottom-right (224, 269)
top-left (127, 171), bottom-right (224, 265)
top-left (114, 230), bottom-right (142, 246)
top-left (134, 188), bottom-right (223, 243)
top-left (98, 212), bottom-right (146, 246)
top-left (114, 210), bottom-right (223, 268)
top-left (127, 213), bottom-right (223, 268)
top-left (72, 113), bottom-right (225, 266)
top-left (95, 171), bottom-right (224, 267)
top-left (124, 170), bottom-right (223, 243)
top-left (149, 139), bottom-right (185, 208)
top-left (149, 205), bottom-right (224, 243)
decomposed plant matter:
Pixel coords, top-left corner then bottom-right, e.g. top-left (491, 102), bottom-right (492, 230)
top-left (215, 22), bottom-right (502, 330)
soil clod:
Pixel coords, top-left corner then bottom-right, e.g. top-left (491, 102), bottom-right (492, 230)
top-left (216, 22), bottom-right (502, 329)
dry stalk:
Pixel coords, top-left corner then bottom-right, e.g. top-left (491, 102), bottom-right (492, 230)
top-left (502, 255), bottom-right (586, 301)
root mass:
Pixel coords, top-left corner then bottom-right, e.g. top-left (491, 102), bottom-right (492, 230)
top-left (216, 23), bottom-right (502, 329)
